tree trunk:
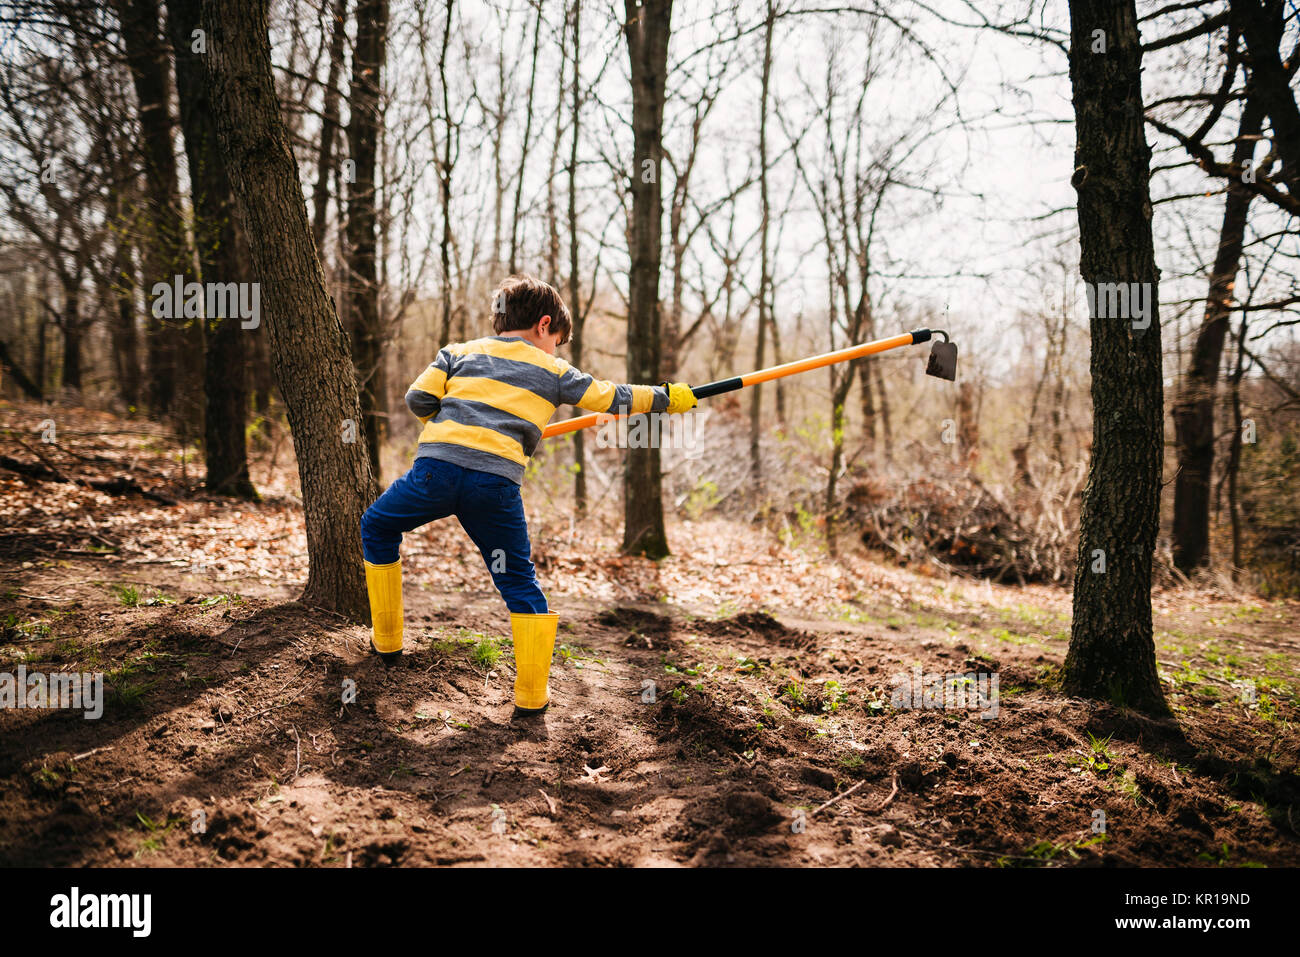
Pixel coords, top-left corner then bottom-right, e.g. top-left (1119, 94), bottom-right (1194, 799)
top-left (825, 375), bottom-right (853, 558)
top-left (115, 0), bottom-right (197, 418)
top-left (0, 338), bottom-right (42, 400)
top-left (170, 0), bottom-right (257, 499)
top-left (545, 18), bottom-right (565, 289)
top-left (1170, 90), bottom-right (1263, 571)
top-left (346, 0), bottom-right (390, 480)
top-left (438, 0), bottom-right (454, 346)
top-left (509, 1), bottom-right (545, 274)
top-left (312, 0), bottom-right (349, 253)
top-left (1237, 0), bottom-right (1300, 199)
top-left (60, 283), bottom-right (82, 392)
top-left (1062, 0), bottom-right (1167, 714)
top-left (1225, 315), bottom-right (1248, 574)
top-left (748, 0), bottom-right (774, 491)
top-left (200, 0), bottom-right (379, 621)
top-left (567, 0), bottom-right (587, 517)
top-left (111, 236), bottom-right (141, 409)
top-left (873, 360), bottom-right (892, 461)
top-left (621, 0), bottom-right (671, 558)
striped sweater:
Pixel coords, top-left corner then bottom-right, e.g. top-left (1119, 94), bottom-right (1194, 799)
top-left (405, 335), bottom-right (670, 483)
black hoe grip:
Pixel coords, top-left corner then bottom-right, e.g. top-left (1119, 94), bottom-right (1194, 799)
top-left (909, 328), bottom-right (932, 343)
top-left (691, 377), bottom-right (743, 400)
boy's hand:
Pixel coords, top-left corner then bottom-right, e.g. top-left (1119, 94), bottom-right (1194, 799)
top-left (662, 382), bottom-right (697, 414)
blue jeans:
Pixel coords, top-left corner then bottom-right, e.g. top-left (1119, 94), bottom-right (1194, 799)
top-left (360, 458), bottom-right (547, 614)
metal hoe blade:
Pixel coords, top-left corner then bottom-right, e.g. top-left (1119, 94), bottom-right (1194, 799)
top-left (926, 339), bottom-right (958, 381)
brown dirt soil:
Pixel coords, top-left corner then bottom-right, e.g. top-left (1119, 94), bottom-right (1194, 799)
top-left (2, 400), bottom-right (1298, 867)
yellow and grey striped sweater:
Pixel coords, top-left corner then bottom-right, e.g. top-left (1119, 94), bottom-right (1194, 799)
top-left (406, 335), bottom-right (670, 483)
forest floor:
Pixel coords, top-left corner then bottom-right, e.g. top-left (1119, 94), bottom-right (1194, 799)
top-left (1, 399), bottom-right (1298, 867)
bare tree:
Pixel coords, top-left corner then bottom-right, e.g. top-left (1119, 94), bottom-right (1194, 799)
top-left (114, 0), bottom-right (199, 417)
top-left (621, 0), bottom-right (672, 558)
top-left (346, 0), bottom-right (390, 478)
top-left (1062, 0), bottom-right (1167, 714)
top-left (312, 0), bottom-right (349, 252)
top-left (167, 0), bottom-right (256, 498)
top-left (200, 0), bottom-right (379, 620)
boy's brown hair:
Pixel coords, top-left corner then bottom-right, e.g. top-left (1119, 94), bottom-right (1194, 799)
top-left (491, 274), bottom-right (572, 345)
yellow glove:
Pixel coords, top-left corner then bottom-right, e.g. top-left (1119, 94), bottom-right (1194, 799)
top-left (663, 382), bottom-right (697, 414)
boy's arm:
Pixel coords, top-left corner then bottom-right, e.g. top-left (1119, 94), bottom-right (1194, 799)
top-left (556, 364), bottom-right (669, 416)
top-left (406, 348), bottom-right (453, 423)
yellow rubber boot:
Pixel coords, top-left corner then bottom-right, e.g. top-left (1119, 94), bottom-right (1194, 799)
top-left (511, 612), bottom-right (559, 716)
top-left (365, 559), bottom-right (403, 660)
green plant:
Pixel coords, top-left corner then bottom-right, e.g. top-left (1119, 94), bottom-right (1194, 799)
top-left (1114, 770), bottom-right (1146, 807)
top-left (683, 477), bottom-right (723, 519)
top-left (1076, 732), bottom-right (1117, 776)
top-left (782, 681), bottom-right (808, 710)
top-left (134, 811), bottom-right (178, 858)
top-left (113, 584), bottom-right (140, 607)
top-left (4, 614), bottom-right (52, 641)
top-left (821, 679), bottom-right (849, 713)
top-left (470, 638), bottom-right (501, 670)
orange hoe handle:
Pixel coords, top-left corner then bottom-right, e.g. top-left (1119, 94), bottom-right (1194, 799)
top-left (541, 328), bottom-right (941, 439)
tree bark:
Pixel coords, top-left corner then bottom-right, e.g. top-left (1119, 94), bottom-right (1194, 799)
top-left (0, 338), bottom-right (42, 400)
top-left (200, 0), bottom-right (379, 620)
top-left (508, 2), bottom-right (544, 274)
top-left (59, 282), bottom-right (82, 392)
top-left (312, 0), bottom-right (349, 253)
top-left (748, 0), bottom-right (774, 491)
top-left (114, 0), bottom-right (198, 418)
top-left (438, 0), bottom-right (454, 346)
top-left (1062, 0), bottom-right (1168, 714)
top-left (346, 0), bottom-right (390, 480)
top-left (1170, 89), bottom-right (1263, 571)
top-left (621, 0), bottom-right (672, 558)
top-left (170, 0), bottom-right (257, 499)
top-left (110, 232), bottom-right (141, 409)
top-left (567, 0), bottom-right (587, 516)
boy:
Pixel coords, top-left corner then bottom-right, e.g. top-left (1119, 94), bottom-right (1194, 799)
top-left (360, 274), bottom-right (696, 718)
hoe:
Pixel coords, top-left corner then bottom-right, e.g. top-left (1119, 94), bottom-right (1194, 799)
top-left (541, 327), bottom-right (958, 439)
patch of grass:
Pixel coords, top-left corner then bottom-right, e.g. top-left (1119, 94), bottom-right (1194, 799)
top-left (991, 627), bottom-right (1038, 647)
top-left (782, 680), bottom-right (809, 710)
top-left (1260, 653), bottom-right (1293, 676)
top-left (557, 644), bottom-right (604, 668)
top-left (199, 593), bottom-right (245, 607)
top-left (31, 761), bottom-right (75, 792)
top-left (821, 679), bottom-right (849, 713)
top-left (1195, 842), bottom-right (1264, 867)
top-left (1072, 732), bottom-right (1117, 776)
top-left (134, 811), bottom-right (178, 858)
top-left (1000, 834), bottom-right (1108, 867)
top-left (1113, 770), bottom-right (1146, 807)
top-left (1034, 664), bottom-right (1061, 690)
top-left (470, 638), bottom-right (501, 670)
top-left (831, 603), bottom-right (875, 625)
top-left (108, 678), bottom-right (155, 708)
top-left (113, 584), bottom-right (141, 607)
top-left (3, 613), bottom-right (53, 641)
